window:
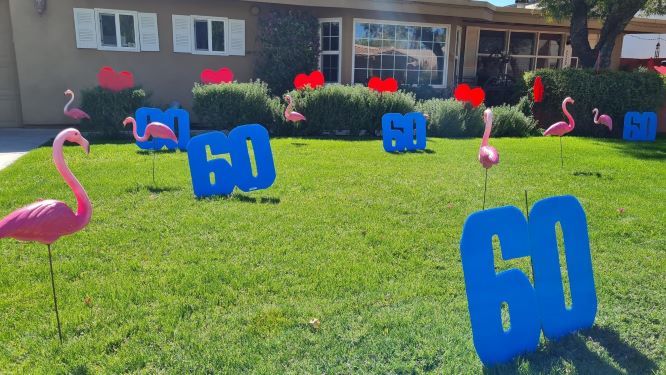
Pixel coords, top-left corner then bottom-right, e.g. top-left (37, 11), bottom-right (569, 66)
top-left (172, 15), bottom-right (245, 56)
top-left (476, 30), bottom-right (572, 85)
top-left (353, 19), bottom-right (449, 87)
top-left (192, 16), bottom-right (227, 55)
top-left (454, 26), bottom-right (462, 85)
top-left (74, 8), bottom-right (159, 52)
top-left (319, 18), bottom-right (342, 83)
top-left (96, 9), bottom-right (139, 51)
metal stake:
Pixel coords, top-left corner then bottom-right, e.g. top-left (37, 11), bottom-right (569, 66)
top-left (47, 244), bottom-right (63, 343)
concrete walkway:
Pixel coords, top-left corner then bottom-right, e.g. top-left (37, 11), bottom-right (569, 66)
top-left (0, 128), bottom-right (61, 171)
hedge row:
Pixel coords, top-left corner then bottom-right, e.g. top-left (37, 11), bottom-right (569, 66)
top-left (522, 69), bottom-right (666, 138)
top-left (80, 69), bottom-right (663, 139)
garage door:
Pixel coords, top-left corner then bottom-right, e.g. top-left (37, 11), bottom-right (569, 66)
top-left (0, 0), bottom-right (21, 128)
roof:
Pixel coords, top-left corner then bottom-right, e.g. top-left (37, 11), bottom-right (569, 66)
top-left (247, 0), bottom-right (666, 34)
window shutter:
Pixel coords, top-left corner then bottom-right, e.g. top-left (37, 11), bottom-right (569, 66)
top-left (73, 8), bottom-right (97, 49)
top-left (139, 13), bottom-right (160, 51)
top-left (228, 19), bottom-right (245, 56)
top-left (172, 15), bottom-right (192, 53)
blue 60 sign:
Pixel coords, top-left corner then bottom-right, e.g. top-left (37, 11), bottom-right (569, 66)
top-left (135, 107), bottom-right (190, 151)
top-left (382, 112), bottom-right (427, 152)
top-left (186, 124), bottom-right (276, 198)
top-left (460, 195), bottom-right (597, 365)
top-left (623, 112), bottom-right (657, 142)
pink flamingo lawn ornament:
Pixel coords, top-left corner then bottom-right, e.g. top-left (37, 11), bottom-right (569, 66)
top-left (593, 108), bottom-right (613, 132)
top-left (284, 94), bottom-right (306, 122)
top-left (123, 117), bottom-right (178, 186)
top-left (543, 97), bottom-right (575, 168)
top-left (63, 89), bottom-right (91, 121)
top-left (479, 108), bottom-right (500, 209)
top-left (0, 128), bottom-right (92, 343)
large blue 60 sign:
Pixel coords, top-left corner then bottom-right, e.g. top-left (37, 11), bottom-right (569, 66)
top-left (187, 124), bottom-right (276, 198)
top-left (623, 112), bottom-right (657, 142)
top-left (382, 112), bottom-right (427, 152)
top-left (135, 107), bottom-right (191, 150)
top-left (460, 195), bottom-right (597, 365)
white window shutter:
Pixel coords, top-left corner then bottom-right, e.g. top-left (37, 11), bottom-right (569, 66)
top-left (139, 13), bottom-right (160, 51)
top-left (172, 15), bottom-right (192, 53)
top-left (73, 8), bottom-right (97, 49)
top-left (228, 19), bottom-right (245, 56)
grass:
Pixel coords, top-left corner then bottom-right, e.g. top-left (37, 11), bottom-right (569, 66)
top-left (0, 136), bottom-right (664, 373)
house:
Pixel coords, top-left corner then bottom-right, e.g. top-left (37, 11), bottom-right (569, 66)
top-left (1, 0), bottom-right (665, 128)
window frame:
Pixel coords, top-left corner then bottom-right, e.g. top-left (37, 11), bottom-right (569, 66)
top-left (352, 18), bottom-right (451, 88)
top-left (476, 28), bottom-right (575, 78)
top-left (191, 15), bottom-right (229, 56)
top-left (319, 17), bottom-right (343, 84)
top-left (94, 8), bottom-right (140, 52)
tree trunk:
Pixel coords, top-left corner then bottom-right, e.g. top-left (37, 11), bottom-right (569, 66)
top-left (568, 0), bottom-right (648, 69)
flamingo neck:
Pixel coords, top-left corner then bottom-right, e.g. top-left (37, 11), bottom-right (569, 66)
top-left (481, 114), bottom-right (492, 147)
top-left (285, 97), bottom-right (294, 115)
top-left (52, 133), bottom-right (92, 229)
top-left (563, 101), bottom-right (575, 130)
top-left (64, 93), bottom-right (74, 114)
top-left (593, 109), bottom-right (600, 124)
top-left (129, 118), bottom-right (149, 142)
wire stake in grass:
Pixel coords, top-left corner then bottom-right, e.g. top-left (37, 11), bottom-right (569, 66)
top-left (47, 244), bottom-right (63, 344)
top-left (482, 169), bottom-right (488, 210)
top-left (524, 190), bottom-right (530, 220)
top-left (559, 136), bottom-right (564, 168)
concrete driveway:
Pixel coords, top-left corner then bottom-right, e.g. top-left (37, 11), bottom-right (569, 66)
top-left (0, 128), bottom-right (61, 170)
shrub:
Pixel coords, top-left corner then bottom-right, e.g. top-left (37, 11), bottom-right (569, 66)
top-left (80, 87), bottom-right (149, 137)
top-left (192, 81), bottom-right (282, 132)
top-left (416, 99), bottom-right (485, 137)
top-left (489, 104), bottom-right (539, 137)
top-left (284, 85), bottom-right (416, 136)
top-left (400, 85), bottom-right (450, 101)
top-left (255, 9), bottom-right (320, 95)
top-left (522, 69), bottom-right (666, 138)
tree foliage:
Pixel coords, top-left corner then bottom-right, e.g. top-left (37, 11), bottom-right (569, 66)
top-left (538, 0), bottom-right (666, 68)
top-left (255, 9), bottom-right (320, 95)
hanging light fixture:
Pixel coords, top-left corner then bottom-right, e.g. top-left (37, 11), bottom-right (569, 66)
top-left (34, 0), bottom-right (46, 15)
top-left (656, 38), bottom-right (661, 59)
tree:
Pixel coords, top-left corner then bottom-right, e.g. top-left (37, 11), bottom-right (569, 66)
top-left (255, 9), bottom-right (320, 95)
top-left (538, 0), bottom-right (665, 69)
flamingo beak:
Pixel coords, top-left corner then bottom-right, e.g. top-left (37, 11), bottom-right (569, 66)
top-left (122, 117), bottom-right (131, 127)
top-left (80, 138), bottom-right (90, 154)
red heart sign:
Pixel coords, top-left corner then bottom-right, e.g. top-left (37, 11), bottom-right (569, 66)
top-left (201, 68), bottom-right (234, 84)
top-left (97, 66), bottom-right (135, 92)
top-left (293, 71), bottom-right (325, 90)
top-left (368, 77), bottom-right (399, 93)
top-left (454, 83), bottom-right (485, 107)
top-left (533, 76), bottom-right (544, 103)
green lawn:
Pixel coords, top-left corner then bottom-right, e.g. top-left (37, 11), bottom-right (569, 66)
top-left (0, 136), bottom-right (664, 373)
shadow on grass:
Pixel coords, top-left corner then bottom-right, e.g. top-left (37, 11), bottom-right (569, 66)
top-left (196, 193), bottom-right (280, 205)
top-left (573, 171), bottom-right (603, 178)
top-left (593, 139), bottom-right (666, 161)
top-left (126, 184), bottom-right (182, 194)
top-left (483, 326), bottom-right (657, 375)
top-left (291, 142), bottom-right (308, 147)
top-left (136, 149), bottom-right (178, 156)
top-left (387, 149), bottom-right (436, 155)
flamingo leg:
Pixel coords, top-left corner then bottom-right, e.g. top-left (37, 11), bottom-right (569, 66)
top-left (482, 168), bottom-right (488, 210)
top-left (47, 244), bottom-right (63, 343)
top-left (152, 139), bottom-right (156, 187)
top-left (559, 136), bottom-right (564, 168)
top-left (524, 190), bottom-right (530, 220)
